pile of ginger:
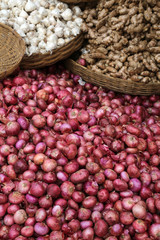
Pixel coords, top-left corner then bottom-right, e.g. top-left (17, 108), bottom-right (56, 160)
top-left (81, 0), bottom-right (160, 83)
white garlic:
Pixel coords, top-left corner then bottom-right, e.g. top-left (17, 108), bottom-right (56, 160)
top-left (19, 10), bottom-right (28, 18)
top-left (67, 21), bottom-right (75, 29)
top-left (48, 16), bottom-right (56, 25)
top-left (16, 16), bottom-right (25, 25)
top-left (54, 26), bottom-right (63, 38)
top-left (25, 0), bottom-right (36, 12)
top-left (32, 38), bottom-right (39, 47)
top-left (58, 38), bottom-right (65, 46)
top-left (0, 0), bottom-right (82, 55)
top-left (72, 6), bottom-right (82, 16)
top-left (40, 49), bottom-right (46, 54)
top-left (0, 10), bottom-right (10, 18)
top-left (63, 28), bottom-right (71, 38)
top-left (51, 9), bottom-right (60, 18)
top-left (38, 40), bottom-right (46, 49)
top-left (72, 27), bottom-right (80, 36)
top-left (42, 17), bottom-right (50, 27)
top-left (61, 8), bottom-right (72, 21)
top-left (74, 17), bottom-right (83, 27)
top-left (38, 7), bottom-right (48, 17)
top-left (47, 34), bottom-right (58, 43)
top-left (40, 0), bottom-right (49, 8)
top-left (28, 15), bottom-right (40, 25)
top-left (12, 7), bottom-right (21, 16)
top-left (20, 23), bottom-right (29, 33)
top-left (29, 24), bottom-right (36, 31)
top-left (28, 45), bottom-right (38, 55)
top-left (0, 3), bottom-right (8, 9)
top-left (46, 42), bottom-right (57, 52)
top-left (16, 29), bottom-right (25, 37)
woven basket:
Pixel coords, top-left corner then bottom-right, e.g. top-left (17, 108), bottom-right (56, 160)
top-left (0, 23), bottom-right (25, 80)
top-left (64, 59), bottom-right (160, 96)
top-left (21, 34), bottom-right (84, 69)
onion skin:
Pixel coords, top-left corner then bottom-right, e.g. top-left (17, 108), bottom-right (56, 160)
top-left (94, 219), bottom-right (108, 237)
top-left (1, 65), bottom-right (160, 239)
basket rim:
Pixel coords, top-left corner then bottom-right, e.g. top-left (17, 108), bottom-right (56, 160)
top-left (0, 22), bottom-right (25, 45)
top-left (64, 59), bottom-right (160, 95)
top-left (22, 34), bottom-right (82, 59)
top-left (0, 23), bottom-right (26, 79)
top-left (66, 59), bottom-right (160, 87)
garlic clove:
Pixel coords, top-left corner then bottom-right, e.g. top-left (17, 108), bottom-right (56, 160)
top-left (25, 0), bottom-right (36, 12)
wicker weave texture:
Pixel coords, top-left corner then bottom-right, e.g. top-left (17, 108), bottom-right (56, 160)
top-left (21, 34), bottom-right (84, 69)
top-left (65, 59), bottom-right (160, 96)
top-left (0, 23), bottom-right (25, 80)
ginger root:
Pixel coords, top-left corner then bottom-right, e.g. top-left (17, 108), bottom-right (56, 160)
top-left (80, 0), bottom-right (160, 83)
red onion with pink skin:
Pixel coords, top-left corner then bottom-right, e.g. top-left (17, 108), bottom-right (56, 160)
top-left (132, 203), bottom-right (147, 219)
top-left (113, 179), bottom-right (128, 191)
top-left (46, 216), bottom-right (61, 231)
top-left (34, 223), bottom-right (49, 236)
top-left (78, 208), bottom-right (91, 221)
top-left (72, 191), bottom-right (85, 203)
top-left (149, 224), bottom-right (160, 239)
top-left (18, 180), bottom-right (30, 194)
top-left (25, 217), bottom-right (35, 226)
top-left (132, 219), bottom-right (147, 234)
top-left (47, 184), bottom-right (60, 198)
top-left (82, 196), bottom-right (97, 209)
top-left (21, 226), bottom-right (34, 237)
top-left (50, 231), bottom-right (64, 240)
top-left (82, 227), bottom-right (94, 240)
top-left (14, 209), bottom-right (27, 224)
top-left (9, 191), bottom-right (23, 204)
top-left (129, 178), bottom-right (142, 192)
top-left (94, 219), bottom-right (108, 237)
top-left (110, 224), bottom-right (123, 236)
top-left (29, 182), bottom-right (45, 197)
top-left (103, 209), bottom-right (119, 225)
top-left (120, 212), bottom-right (134, 225)
top-left (127, 164), bottom-right (140, 178)
top-left (6, 121), bottom-right (20, 136)
top-left (70, 169), bottom-right (89, 183)
top-left (39, 195), bottom-right (53, 209)
top-left (60, 181), bottom-right (75, 200)
top-left (84, 181), bottom-right (98, 196)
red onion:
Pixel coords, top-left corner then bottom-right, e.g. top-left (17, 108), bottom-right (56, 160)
top-left (14, 209), bottom-right (27, 224)
top-left (94, 219), bottom-right (108, 237)
top-left (21, 226), bottom-right (34, 237)
top-left (34, 223), bottom-right (49, 236)
top-left (120, 212), bottom-right (134, 225)
top-left (103, 209), bottom-right (119, 225)
top-left (110, 224), bottom-right (123, 236)
top-left (132, 203), bottom-right (147, 219)
top-left (149, 224), bottom-right (160, 239)
top-left (129, 178), bottom-right (142, 192)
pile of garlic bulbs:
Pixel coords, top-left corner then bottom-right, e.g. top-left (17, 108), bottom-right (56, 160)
top-left (0, 0), bottom-right (82, 55)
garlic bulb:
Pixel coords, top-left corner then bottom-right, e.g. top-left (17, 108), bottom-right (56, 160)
top-left (58, 38), bottom-right (65, 46)
top-left (61, 8), bottom-right (72, 21)
top-left (46, 42), bottom-right (57, 52)
top-left (19, 10), bottom-right (28, 18)
top-left (25, 0), bottom-right (36, 12)
top-left (51, 9), bottom-right (60, 18)
top-left (54, 26), bottom-right (63, 38)
top-left (0, 0), bottom-right (83, 56)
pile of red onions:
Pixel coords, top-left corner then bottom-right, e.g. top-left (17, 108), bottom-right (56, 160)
top-left (0, 63), bottom-right (160, 240)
